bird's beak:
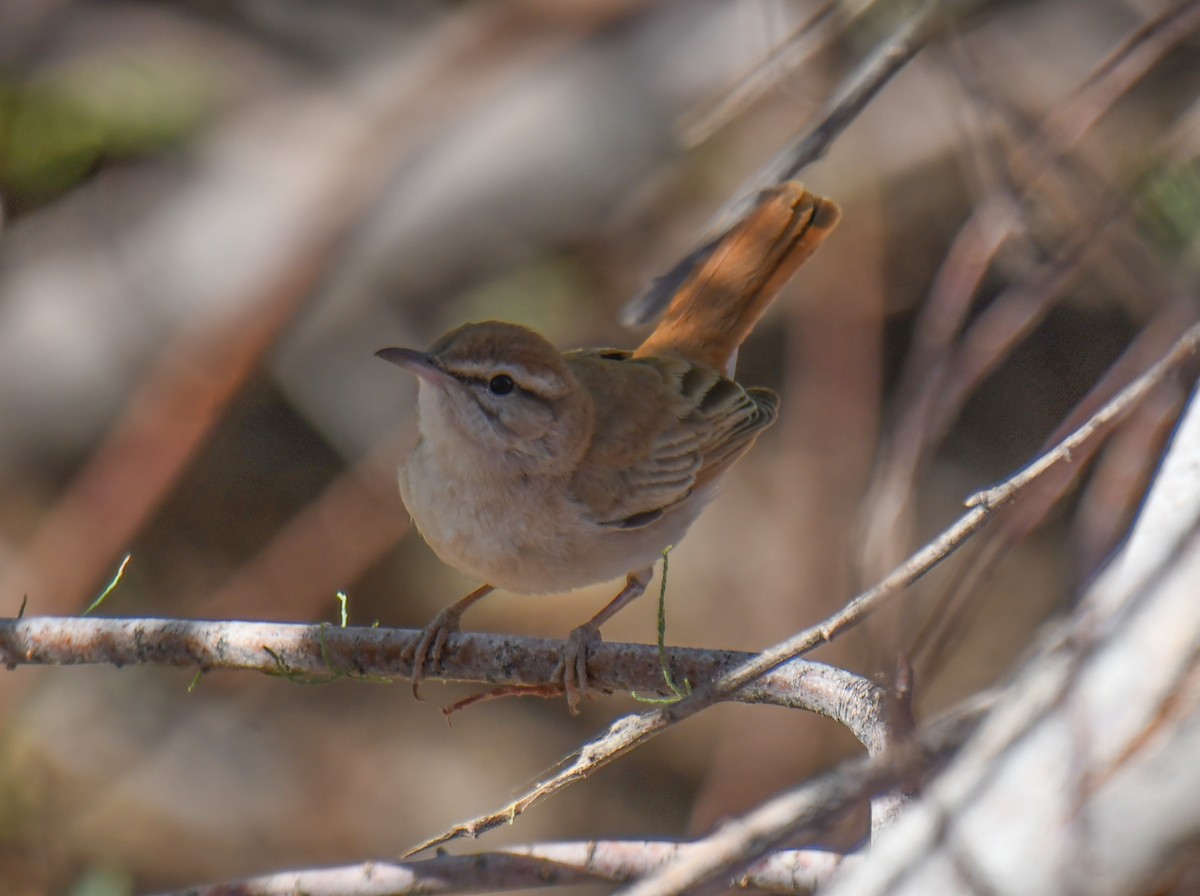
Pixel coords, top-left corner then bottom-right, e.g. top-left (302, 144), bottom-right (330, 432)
top-left (375, 347), bottom-right (457, 388)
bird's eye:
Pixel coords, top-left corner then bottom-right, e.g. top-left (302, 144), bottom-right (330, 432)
top-left (488, 374), bottom-right (515, 395)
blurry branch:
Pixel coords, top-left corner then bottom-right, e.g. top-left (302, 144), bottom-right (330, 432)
top-left (822, 384), bottom-right (1200, 896)
top-left (406, 318), bottom-right (1200, 857)
top-left (613, 701), bottom-right (987, 896)
top-left (675, 0), bottom-right (838, 148)
top-left (767, 0), bottom-right (940, 183)
top-left (0, 619), bottom-right (890, 747)
top-left (0, 0), bottom-right (644, 695)
top-left (163, 841), bottom-right (854, 896)
top-left (911, 299), bottom-right (1196, 674)
top-left (195, 438), bottom-right (409, 620)
top-left (862, 0), bottom-right (1200, 574)
top-left (625, 0), bottom-right (946, 327)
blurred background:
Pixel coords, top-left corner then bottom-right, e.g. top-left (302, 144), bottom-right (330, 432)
top-left (1, 0), bottom-right (1198, 892)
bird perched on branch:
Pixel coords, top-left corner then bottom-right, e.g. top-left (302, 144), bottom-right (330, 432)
top-left (378, 181), bottom-right (840, 712)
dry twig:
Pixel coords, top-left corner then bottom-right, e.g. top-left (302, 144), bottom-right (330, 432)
top-left (821, 378), bottom-right (1200, 896)
top-left (862, 0), bottom-right (1200, 572)
top-left (624, 0), bottom-right (944, 328)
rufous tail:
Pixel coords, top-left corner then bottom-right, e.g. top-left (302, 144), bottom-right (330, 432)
top-left (634, 181), bottom-right (840, 375)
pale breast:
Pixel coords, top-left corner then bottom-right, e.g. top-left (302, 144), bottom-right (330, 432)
top-left (400, 439), bottom-right (708, 594)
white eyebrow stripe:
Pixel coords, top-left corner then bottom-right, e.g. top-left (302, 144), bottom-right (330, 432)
top-left (445, 360), bottom-right (561, 395)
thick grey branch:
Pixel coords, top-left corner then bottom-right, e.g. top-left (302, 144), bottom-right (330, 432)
top-left (822, 383), bottom-right (1200, 895)
top-left (0, 617), bottom-right (889, 750)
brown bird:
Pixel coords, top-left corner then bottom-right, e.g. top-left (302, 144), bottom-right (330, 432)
top-left (378, 181), bottom-right (840, 711)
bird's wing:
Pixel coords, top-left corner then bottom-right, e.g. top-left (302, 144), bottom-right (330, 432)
top-left (566, 350), bottom-right (778, 528)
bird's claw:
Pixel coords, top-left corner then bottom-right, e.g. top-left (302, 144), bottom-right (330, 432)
top-left (407, 606), bottom-right (463, 699)
top-left (554, 622), bottom-right (602, 714)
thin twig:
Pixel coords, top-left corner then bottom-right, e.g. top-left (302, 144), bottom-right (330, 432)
top-left (642, 419), bottom-right (1200, 896)
top-left (769, 0), bottom-right (942, 182)
top-left (624, 0), bottom-right (945, 328)
top-left (405, 319), bottom-right (1200, 857)
top-left (675, 0), bottom-right (839, 150)
top-left (911, 299), bottom-right (1198, 674)
top-left (863, 0), bottom-right (1200, 572)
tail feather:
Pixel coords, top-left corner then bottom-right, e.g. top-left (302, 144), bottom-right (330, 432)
top-left (634, 182), bottom-right (840, 375)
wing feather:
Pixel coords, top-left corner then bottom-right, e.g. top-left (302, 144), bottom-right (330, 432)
top-left (566, 350), bottom-right (777, 528)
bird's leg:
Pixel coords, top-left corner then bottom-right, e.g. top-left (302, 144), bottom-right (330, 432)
top-left (556, 568), bottom-right (653, 714)
top-left (408, 583), bottom-right (494, 699)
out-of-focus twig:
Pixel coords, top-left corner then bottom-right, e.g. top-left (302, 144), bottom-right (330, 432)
top-left (675, 0), bottom-right (838, 149)
top-left (862, 0), bottom-right (1200, 574)
top-left (624, 0), bottom-right (945, 328)
top-left (912, 298), bottom-right (1198, 676)
top-left (196, 437), bottom-right (410, 620)
top-left (0, 0), bottom-right (649, 696)
top-left (768, 0), bottom-right (942, 182)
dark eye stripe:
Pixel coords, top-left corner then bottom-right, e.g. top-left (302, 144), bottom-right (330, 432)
top-left (453, 373), bottom-right (550, 405)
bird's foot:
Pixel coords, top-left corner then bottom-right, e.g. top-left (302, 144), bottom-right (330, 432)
top-left (554, 621), bottom-right (602, 715)
top-left (406, 605), bottom-right (464, 700)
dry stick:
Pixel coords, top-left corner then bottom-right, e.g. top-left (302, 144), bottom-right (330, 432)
top-left (404, 321), bottom-right (1200, 857)
top-left (160, 842), bottom-right (852, 896)
top-left (869, 0), bottom-right (1200, 535)
top-left (770, 0), bottom-right (943, 182)
top-left (625, 0), bottom-right (944, 328)
top-left (900, 2), bottom-right (1200, 668)
top-left (928, 3), bottom-right (1200, 441)
top-left (675, 0), bottom-right (839, 149)
top-left (911, 299), bottom-right (1198, 674)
